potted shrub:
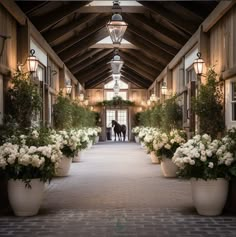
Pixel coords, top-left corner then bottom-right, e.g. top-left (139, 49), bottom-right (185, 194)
top-left (172, 134), bottom-right (234, 216)
top-left (0, 129), bottom-right (61, 216)
top-left (224, 128), bottom-right (236, 213)
top-left (143, 128), bottom-right (160, 164)
top-left (132, 126), bottom-right (142, 143)
top-left (50, 130), bottom-right (77, 176)
top-left (153, 129), bottom-right (186, 177)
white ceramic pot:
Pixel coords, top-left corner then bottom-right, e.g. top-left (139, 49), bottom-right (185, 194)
top-left (72, 150), bottom-right (84, 163)
top-left (135, 136), bottom-right (140, 143)
top-left (191, 178), bottom-right (229, 216)
top-left (150, 151), bottom-right (160, 164)
top-left (8, 179), bottom-right (44, 217)
top-left (87, 140), bottom-right (93, 149)
top-left (160, 157), bottom-right (178, 177)
top-left (95, 136), bottom-right (99, 143)
top-left (56, 155), bottom-right (72, 176)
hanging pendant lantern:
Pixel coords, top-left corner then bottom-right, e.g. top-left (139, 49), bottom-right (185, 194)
top-left (113, 80), bottom-right (120, 95)
top-left (110, 53), bottom-right (124, 74)
top-left (112, 73), bottom-right (121, 81)
top-left (106, 0), bottom-right (127, 45)
top-left (107, 13), bottom-right (128, 45)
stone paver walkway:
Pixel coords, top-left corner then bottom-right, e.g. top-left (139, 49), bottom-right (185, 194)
top-left (0, 142), bottom-right (236, 237)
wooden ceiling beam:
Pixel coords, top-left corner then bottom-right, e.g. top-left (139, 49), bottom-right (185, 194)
top-left (120, 76), bottom-right (143, 89)
top-left (19, 1), bottom-right (49, 16)
top-left (123, 14), bottom-right (178, 56)
top-left (76, 6), bottom-right (146, 14)
top-left (121, 71), bottom-right (150, 88)
top-left (54, 16), bottom-right (109, 54)
top-left (124, 13), bottom-right (187, 46)
top-left (120, 48), bottom-right (163, 72)
top-left (58, 27), bottom-right (108, 62)
top-left (76, 63), bottom-right (111, 83)
top-left (85, 71), bottom-right (111, 88)
top-left (66, 49), bottom-right (103, 68)
top-left (138, 1), bottom-right (196, 35)
top-left (119, 51), bottom-right (158, 77)
top-left (43, 13), bottom-right (99, 44)
top-left (122, 62), bottom-right (154, 82)
top-left (71, 50), bottom-right (113, 74)
top-left (121, 67), bottom-right (151, 85)
top-left (123, 30), bottom-right (170, 65)
top-left (123, 61), bottom-right (155, 82)
top-left (33, 1), bottom-right (91, 33)
top-left (166, 2), bottom-right (204, 22)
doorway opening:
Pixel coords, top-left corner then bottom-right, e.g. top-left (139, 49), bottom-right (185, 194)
top-left (106, 109), bottom-right (128, 141)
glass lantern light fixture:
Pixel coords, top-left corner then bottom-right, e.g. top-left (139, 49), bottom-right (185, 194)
top-left (106, 1), bottom-right (128, 45)
top-left (113, 80), bottom-right (120, 96)
top-left (79, 93), bottom-right (84, 101)
top-left (110, 52), bottom-right (124, 74)
top-left (150, 93), bottom-right (158, 102)
top-left (193, 52), bottom-right (204, 76)
top-left (65, 81), bottom-right (72, 95)
top-left (112, 73), bottom-right (121, 81)
top-left (18, 49), bottom-right (39, 73)
top-left (161, 81), bottom-right (167, 96)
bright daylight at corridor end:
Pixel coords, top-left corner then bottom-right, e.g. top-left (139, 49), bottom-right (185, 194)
top-left (0, 0), bottom-right (236, 237)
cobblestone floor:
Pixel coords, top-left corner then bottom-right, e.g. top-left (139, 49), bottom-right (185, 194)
top-left (0, 142), bottom-right (236, 237)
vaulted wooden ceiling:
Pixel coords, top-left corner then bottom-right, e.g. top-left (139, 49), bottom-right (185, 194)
top-left (16, 1), bottom-right (218, 89)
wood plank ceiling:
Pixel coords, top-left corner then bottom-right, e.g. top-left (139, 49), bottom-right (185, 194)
top-left (16, 1), bottom-right (218, 89)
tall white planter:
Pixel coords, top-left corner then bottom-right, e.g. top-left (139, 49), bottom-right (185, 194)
top-left (56, 156), bottom-right (72, 177)
top-left (191, 178), bottom-right (229, 216)
top-left (73, 150), bottom-right (84, 162)
top-left (8, 179), bottom-right (44, 216)
top-left (161, 157), bottom-right (178, 177)
top-left (87, 140), bottom-right (93, 149)
top-left (95, 136), bottom-right (99, 143)
top-left (150, 151), bottom-right (160, 164)
top-left (134, 136), bottom-right (140, 143)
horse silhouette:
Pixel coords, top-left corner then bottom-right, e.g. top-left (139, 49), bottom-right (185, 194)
top-left (111, 120), bottom-right (126, 141)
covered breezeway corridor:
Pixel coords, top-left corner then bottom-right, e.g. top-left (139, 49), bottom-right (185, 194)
top-left (0, 142), bottom-right (235, 237)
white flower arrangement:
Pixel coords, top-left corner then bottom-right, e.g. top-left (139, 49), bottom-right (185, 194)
top-left (172, 134), bottom-right (234, 180)
top-left (0, 142), bottom-right (62, 184)
top-left (153, 129), bottom-right (186, 159)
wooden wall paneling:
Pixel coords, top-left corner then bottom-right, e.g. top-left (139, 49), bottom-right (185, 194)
top-left (0, 5), bottom-right (17, 71)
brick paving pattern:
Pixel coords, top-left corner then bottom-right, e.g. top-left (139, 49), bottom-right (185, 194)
top-left (0, 142), bottom-right (235, 237)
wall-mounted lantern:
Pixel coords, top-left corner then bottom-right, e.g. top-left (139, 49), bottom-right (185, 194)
top-left (18, 49), bottom-right (39, 73)
top-left (65, 81), bottom-right (72, 95)
top-left (161, 81), bottom-right (167, 96)
top-left (193, 52), bottom-right (204, 76)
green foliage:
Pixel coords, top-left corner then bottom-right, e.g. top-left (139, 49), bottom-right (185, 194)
top-left (134, 112), bottom-right (141, 127)
top-left (150, 103), bottom-right (163, 128)
top-left (96, 96), bottom-right (134, 107)
top-left (137, 96), bottom-right (182, 131)
top-left (5, 71), bottom-right (41, 129)
top-left (53, 93), bottom-right (96, 130)
top-left (192, 67), bottom-right (224, 138)
top-left (53, 92), bottom-right (73, 130)
top-left (139, 109), bottom-right (152, 127)
top-left (162, 96), bottom-right (182, 132)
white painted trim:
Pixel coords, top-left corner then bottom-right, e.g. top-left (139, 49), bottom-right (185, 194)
top-left (225, 77), bottom-right (236, 129)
